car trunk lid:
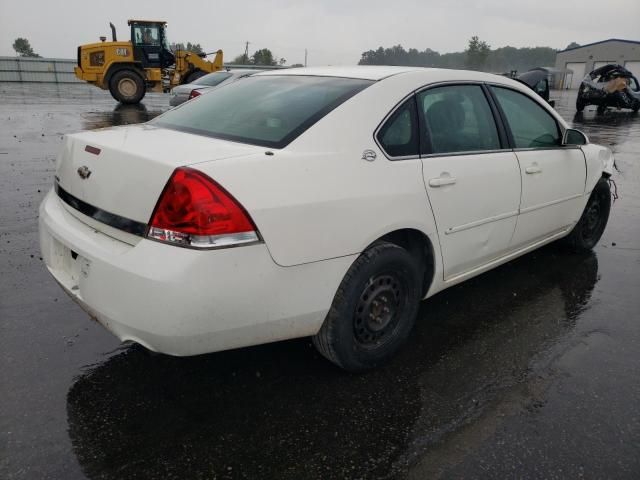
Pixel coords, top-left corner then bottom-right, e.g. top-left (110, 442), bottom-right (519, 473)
top-left (55, 124), bottom-right (263, 241)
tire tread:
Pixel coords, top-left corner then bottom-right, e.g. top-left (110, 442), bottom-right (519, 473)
top-left (312, 242), bottom-right (412, 370)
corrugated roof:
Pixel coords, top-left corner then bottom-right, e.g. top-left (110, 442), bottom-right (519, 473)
top-left (558, 38), bottom-right (640, 53)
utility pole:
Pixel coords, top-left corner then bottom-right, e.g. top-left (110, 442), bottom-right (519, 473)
top-left (304, 48), bottom-right (308, 67)
top-left (244, 41), bottom-right (250, 64)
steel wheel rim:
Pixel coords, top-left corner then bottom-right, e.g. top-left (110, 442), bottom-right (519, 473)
top-left (118, 78), bottom-right (137, 98)
top-left (353, 273), bottom-right (406, 348)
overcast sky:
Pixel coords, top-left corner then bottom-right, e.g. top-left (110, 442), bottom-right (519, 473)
top-left (1, 0), bottom-right (638, 65)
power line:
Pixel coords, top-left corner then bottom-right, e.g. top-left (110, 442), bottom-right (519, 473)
top-left (243, 41), bottom-right (250, 64)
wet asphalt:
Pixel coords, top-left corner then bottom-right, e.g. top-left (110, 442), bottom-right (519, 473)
top-left (0, 83), bottom-right (639, 480)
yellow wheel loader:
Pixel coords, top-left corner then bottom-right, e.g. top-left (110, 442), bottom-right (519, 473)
top-left (74, 20), bottom-right (223, 104)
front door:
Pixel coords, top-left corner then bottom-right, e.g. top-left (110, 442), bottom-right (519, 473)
top-left (417, 84), bottom-right (521, 280)
top-left (131, 24), bottom-right (162, 68)
top-left (489, 86), bottom-right (586, 248)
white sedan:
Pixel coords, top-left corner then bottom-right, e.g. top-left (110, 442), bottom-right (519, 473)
top-left (39, 66), bottom-right (614, 371)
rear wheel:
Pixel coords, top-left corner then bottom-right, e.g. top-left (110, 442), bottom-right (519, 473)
top-left (562, 177), bottom-right (611, 251)
top-left (312, 242), bottom-right (422, 372)
top-left (109, 70), bottom-right (146, 104)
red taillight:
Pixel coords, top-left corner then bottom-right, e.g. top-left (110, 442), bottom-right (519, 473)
top-left (189, 89), bottom-right (202, 99)
top-left (147, 167), bottom-right (260, 248)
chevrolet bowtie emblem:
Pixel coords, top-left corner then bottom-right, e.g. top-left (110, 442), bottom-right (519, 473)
top-left (77, 166), bottom-right (92, 179)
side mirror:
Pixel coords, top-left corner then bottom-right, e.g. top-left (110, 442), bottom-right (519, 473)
top-left (563, 128), bottom-right (588, 146)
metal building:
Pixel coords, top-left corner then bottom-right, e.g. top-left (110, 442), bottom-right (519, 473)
top-left (554, 39), bottom-right (640, 89)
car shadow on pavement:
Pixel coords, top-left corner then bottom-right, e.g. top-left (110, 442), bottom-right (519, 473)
top-left (65, 246), bottom-right (598, 479)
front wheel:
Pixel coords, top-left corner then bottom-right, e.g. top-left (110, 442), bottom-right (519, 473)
top-left (312, 242), bottom-right (422, 372)
top-left (109, 70), bottom-right (146, 104)
top-left (562, 177), bottom-right (611, 251)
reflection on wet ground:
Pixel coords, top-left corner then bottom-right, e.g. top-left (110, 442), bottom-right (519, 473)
top-left (1, 84), bottom-right (639, 479)
top-left (66, 249), bottom-right (599, 479)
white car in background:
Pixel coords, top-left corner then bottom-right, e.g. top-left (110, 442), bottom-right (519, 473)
top-left (169, 69), bottom-right (266, 106)
top-left (39, 66), bottom-right (614, 372)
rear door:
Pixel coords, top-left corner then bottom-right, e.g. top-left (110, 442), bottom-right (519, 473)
top-left (415, 84), bottom-right (521, 280)
top-left (489, 86), bottom-right (586, 248)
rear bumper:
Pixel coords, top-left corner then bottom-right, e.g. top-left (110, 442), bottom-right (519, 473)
top-left (39, 190), bottom-right (353, 355)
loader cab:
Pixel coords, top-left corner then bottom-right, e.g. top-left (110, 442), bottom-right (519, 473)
top-left (128, 20), bottom-right (175, 69)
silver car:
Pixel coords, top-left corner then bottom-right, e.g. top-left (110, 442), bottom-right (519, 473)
top-left (169, 69), bottom-right (265, 107)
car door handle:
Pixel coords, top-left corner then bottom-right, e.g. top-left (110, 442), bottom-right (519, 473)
top-left (428, 176), bottom-right (457, 187)
top-left (525, 165), bottom-right (542, 174)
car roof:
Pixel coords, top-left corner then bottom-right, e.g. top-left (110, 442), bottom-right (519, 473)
top-left (256, 66), bottom-right (417, 80)
top-left (255, 66), bottom-right (522, 85)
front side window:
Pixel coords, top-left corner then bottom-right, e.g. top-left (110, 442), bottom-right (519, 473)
top-left (417, 85), bottom-right (501, 154)
top-left (377, 97), bottom-right (419, 157)
top-left (534, 79), bottom-right (547, 95)
top-left (154, 75), bottom-right (373, 148)
top-left (491, 86), bottom-right (560, 148)
top-left (133, 26), bottom-right (160, 46)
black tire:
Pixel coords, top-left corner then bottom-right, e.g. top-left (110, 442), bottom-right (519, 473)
top-left (562, 177), bottom-right (611, 252)
top-left (185, 69), bottom-right (206, 84)
top-left (312, 242), bottom-right (422, 372)
top-left (596, 104), bottom-right (606, 115)
top-left (109, 70), bottom-right (146, 104)
top-left (576, 86), bottom-right (586, 112)
top-left (632, 101), bottom-right (640, 113)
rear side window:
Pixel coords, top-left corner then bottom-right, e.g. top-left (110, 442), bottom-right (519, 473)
top-left (154, 75), bottom-right (373, 148)
top-left (377, 97), bottom-right (419, 157)
top-left (417, 85), bottom-right (501, 154)
top-left (491, 86), bottom-right (560, 148)
top-left (196, 72), bottom-right (233, 86)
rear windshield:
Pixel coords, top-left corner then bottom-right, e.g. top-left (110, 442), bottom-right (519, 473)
top-left (195, 72), bottom-right (233, 86)
top-left (154, 75), bottom-right (373, 148)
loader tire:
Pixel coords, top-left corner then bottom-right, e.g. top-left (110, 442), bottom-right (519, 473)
top-left (109, 70), bottom-right (146, 104)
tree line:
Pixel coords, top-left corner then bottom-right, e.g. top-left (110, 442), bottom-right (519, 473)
top-left (10, 36), bottom-right (289, 67)
top-left (359, 36), bottom-right (559, 73)
top-left (174, 43), bottom-right (289, 66)
top-left (11, 35), bottom-right (568, 73)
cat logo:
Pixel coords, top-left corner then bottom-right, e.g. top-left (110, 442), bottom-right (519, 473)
top-left (116, 48), bottom-right (129, 56)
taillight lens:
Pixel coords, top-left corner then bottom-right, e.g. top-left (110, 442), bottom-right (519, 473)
top-left (147, 167), bottom-right (260, 249)
top-left (189, 89), bottom-right (202, 99)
